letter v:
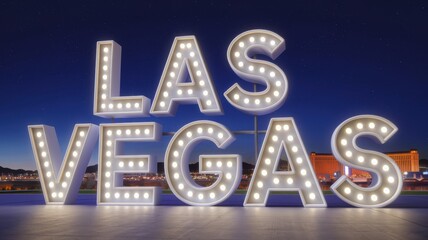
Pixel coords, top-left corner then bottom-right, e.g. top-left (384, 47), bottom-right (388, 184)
top-left (28, 124), bottom-right (99, 204)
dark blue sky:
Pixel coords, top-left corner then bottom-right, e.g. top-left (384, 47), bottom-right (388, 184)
top-left (0, 0), bottom-right (427, 170)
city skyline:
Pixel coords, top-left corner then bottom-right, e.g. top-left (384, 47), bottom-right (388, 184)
top-left (1, 1), bottom-right (427, 170)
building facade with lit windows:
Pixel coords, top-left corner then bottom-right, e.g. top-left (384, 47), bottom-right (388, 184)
top-left (310, 149), bottom-right (420, 179)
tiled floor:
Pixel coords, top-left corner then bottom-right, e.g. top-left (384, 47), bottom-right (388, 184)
top-left (0, 194), bottom-right (427, 239)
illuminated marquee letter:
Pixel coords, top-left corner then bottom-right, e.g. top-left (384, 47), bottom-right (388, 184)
top-left (150, 36), bottom-right (222, 116)
top-left (165, 121), bottom-right (241, 206)
top-left (331, 115), bottom-right (402, 208)
top-left (94, 41), bottom-right (150, 118)
top-left (225, 29), bottom-right (288, 115)
top-left (245, 118), bottom-right (326, 207)
top-left (28, 124), bottom-right (99, 204)
top-left (97, 123), bottom-right (162, 205)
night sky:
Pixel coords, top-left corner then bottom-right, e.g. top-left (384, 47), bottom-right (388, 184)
top-left (0, 0), bottom-right (427, 170)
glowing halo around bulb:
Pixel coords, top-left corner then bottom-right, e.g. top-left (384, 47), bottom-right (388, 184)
top-left (330, 115), bottom-right (402, 208)
top-left (165, 120), bottom-right (242, 206)
top-left (94, 41), bottom-right (150, 118)
top-left (97, 122), bottom-right (162, 205)
top-left (150, 36), bottom-right (222, 116)
top-left (244, 118), bottom-right (326, 207)
top-left (28, 124), bottom-right (99, 204)
top-left (225, 29), bottom-right (288, 115)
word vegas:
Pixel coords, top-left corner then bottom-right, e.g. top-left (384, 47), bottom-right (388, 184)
top-left (28, 29), bottom-right (402, 208)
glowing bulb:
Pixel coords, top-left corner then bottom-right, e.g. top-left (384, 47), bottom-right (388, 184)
top-left (344, 187), bottom-right (351, 194)
top-left (383, 188), bottom-right (390, 194)
top-left (106, 151), bottom-right (112, 157)
top-left (292, 146), bottom-right (298, 152)
top-left (345, 128), bottom-right (352, 134)
top-left (273, 178), bottom-right (279, 184)
top-left (253, 193), bottom-right (260, 199)
top-left (257, 181), bottom-right (263, 188)
top-left (357, 194), bottom-right (364, 201)
top-left (287, 178), bottom-right (293, 184)
top-left (198, 194), bottom-right (204, 200)
top-left (382, 165), bottom-right (390, 172)
top-left (173, 151), bottom-right (179, 157)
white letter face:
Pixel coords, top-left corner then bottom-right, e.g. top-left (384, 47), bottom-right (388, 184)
top-left (165, 121), bottom-right (241, 206)
top-left (150, 36), bottom-right (222, 116)
top-left (28, 124), bottom-right (99, 204)
top-left (94, 41), bottom-right (150, 118)
top-left (244, 118), bottom-right (326, 207)
top-left (331, 115), bottom-right (402, 208)
top-left (225, 29), bottom-right (288, 115)
top-left (97, 123), bottom-right (162, 205)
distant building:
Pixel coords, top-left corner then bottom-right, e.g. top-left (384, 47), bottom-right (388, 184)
top-left (310, 149), bottom-right (420, 179)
